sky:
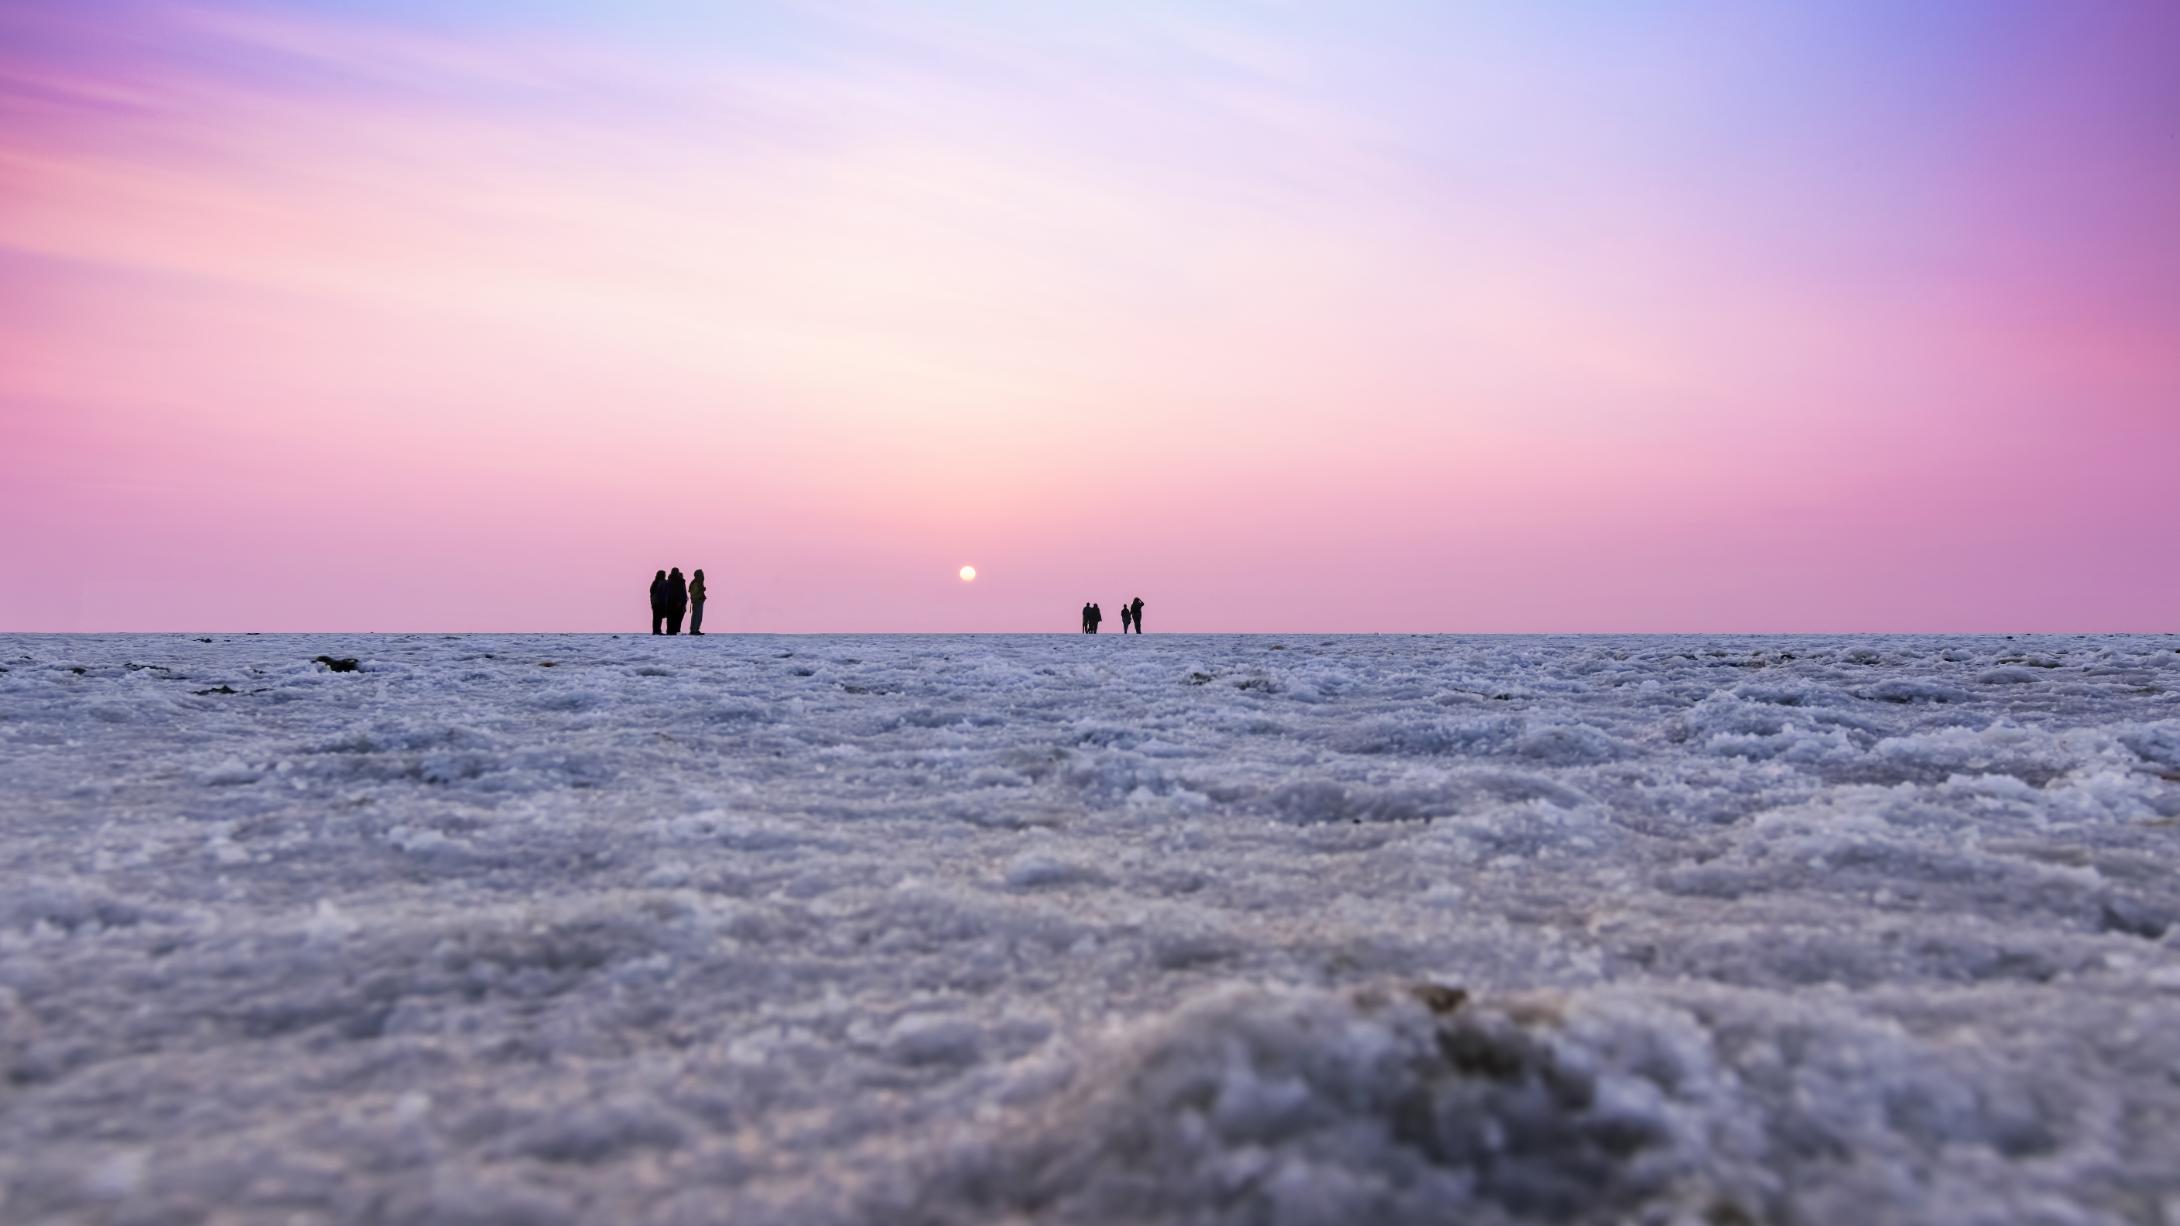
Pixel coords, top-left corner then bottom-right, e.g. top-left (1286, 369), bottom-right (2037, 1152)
top-left (2, 1), bottom-right (2176, 632)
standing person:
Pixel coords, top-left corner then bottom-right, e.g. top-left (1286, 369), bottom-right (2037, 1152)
top-left (1081, 602), bottom-right (1094, 633)
top-left (1119, 602), bottom-right (1133, 633)
top-left (1130, 595), bottom-right (1145, 633)
top-left (665, 567), bottom-right (689, 635)
top-left (649, 570), bottom-right (668, 635)
top-left (1089, 602), bottom-right (1103, 634)
top-left (688, 569), bottom-right (708, 636)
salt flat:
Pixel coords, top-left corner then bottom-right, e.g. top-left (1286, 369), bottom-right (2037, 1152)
top-left (2, 632), bottom-right (2178, 1225)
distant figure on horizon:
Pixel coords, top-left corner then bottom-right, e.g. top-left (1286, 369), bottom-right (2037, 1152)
top-left (1130, 595), bottom-right (1144, 633)
top-left (1080, 602), bottom-right (1093, 633)
top-left (665, 567), bottom-right (689, 635)
top-left (1119, 602), bottom-right (1134, 633)
top-left (689, 569), bottom-right (708, 636)
top-left (1090, 602), bottom-right (1103, 634)
top-left (649, 570), bottom-right (668, 635)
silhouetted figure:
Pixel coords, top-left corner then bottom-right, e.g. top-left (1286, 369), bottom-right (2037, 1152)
top-left (1130, 596), bottom-right (1144, 633)
top-left (1081, 602), bottom-right (1094, 634)
top-left (665, 567), bottom-right (689, 635)
top-left (649, 570), bottom-right (668, 635)
top-left (1119, 603), bottom-right (1134, 633)
top-left (689, 569), bottom-right (708, 636)
top-left (1089, 602), bottom-right (1103, 634)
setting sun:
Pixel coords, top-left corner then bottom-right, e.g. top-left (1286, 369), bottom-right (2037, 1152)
top-left (958, 566), bottom-right (977, 582)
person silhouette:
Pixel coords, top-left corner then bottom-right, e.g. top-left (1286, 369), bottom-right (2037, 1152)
top-left (688, 569), bottom-right (708, 635)
top-left (1081, 602), bottom-right (1093, 634)
top-left (1130, 595), bottom-right (1144, 634)
top-left (649, 570), bottom-right (668, 635)
top-left (665, 567), bottom-right (688, 635)
top-left (1119, 602), bottom-right (1133, 633)
top-left (1090, 602), bottom-right (1103, 634)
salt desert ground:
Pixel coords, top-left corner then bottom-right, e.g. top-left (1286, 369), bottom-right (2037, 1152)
top-left (3, 632), bottom-right (2178, 1225)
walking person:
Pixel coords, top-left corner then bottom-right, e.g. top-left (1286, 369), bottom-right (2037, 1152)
top-left (1130, 595), bottom-right (1144, 634)
top-left (665, 567), bottom-right (689, 635)
top-left (1089, 602), bottom-right (1103, 634)
top-left (1081, 602), bottom-right (1094, 633)
top-left (1119, 602), bottom-right (1133, 633)
top-left (688, 569), bottom-right (708, 636)
top-left (649, 570), bottom-right (668, 635)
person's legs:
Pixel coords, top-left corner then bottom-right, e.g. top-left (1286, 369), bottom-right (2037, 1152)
top-left (652, 613), bottom-right (663, 635)
top-left (667, 611), bottom-right (683, 635)
top-left (690, 601), bottom-right (704, 635)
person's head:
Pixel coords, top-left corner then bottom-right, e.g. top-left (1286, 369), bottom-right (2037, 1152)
top-left (669, 567), bottom-right (682, 577)
top-left (655, 570), bottom-right (666, 581)
top-left (693, 569), bottom-right (703, 581)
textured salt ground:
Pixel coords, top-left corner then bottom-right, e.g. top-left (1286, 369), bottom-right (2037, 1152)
top-left (2, 632), bottom-right (2178, 1225)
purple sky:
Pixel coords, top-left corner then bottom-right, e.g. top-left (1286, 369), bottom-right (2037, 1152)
top-left (3, 2), bottom-right (2176, 631)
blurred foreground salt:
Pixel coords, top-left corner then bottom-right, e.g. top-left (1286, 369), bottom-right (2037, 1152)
top-left (2, 633), bottom-right (2177, 1224)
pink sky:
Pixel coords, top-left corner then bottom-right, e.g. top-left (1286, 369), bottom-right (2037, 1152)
top-left (2, 2), bottom-right (2176, 632)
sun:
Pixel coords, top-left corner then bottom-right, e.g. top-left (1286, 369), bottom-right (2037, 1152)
top-left (959, 565), bottom-right (977, 582)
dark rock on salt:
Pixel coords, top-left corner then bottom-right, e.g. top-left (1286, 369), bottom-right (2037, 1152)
top-left (1410, 982), bottom-right (1470, 1015)
top-left (2099, 899), bottom-right (2172, 940)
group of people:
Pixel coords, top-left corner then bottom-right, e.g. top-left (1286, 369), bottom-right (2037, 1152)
top-left (648, 567), bottom-right (707, 635)
top-left (1081, 597), bottom-right (1145, 633)
top-left (648, 570), bottom-right (1145, 636)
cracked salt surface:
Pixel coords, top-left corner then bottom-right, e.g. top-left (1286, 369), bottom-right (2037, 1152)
top-left (2, 632), bottom-right (2178, 1224)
